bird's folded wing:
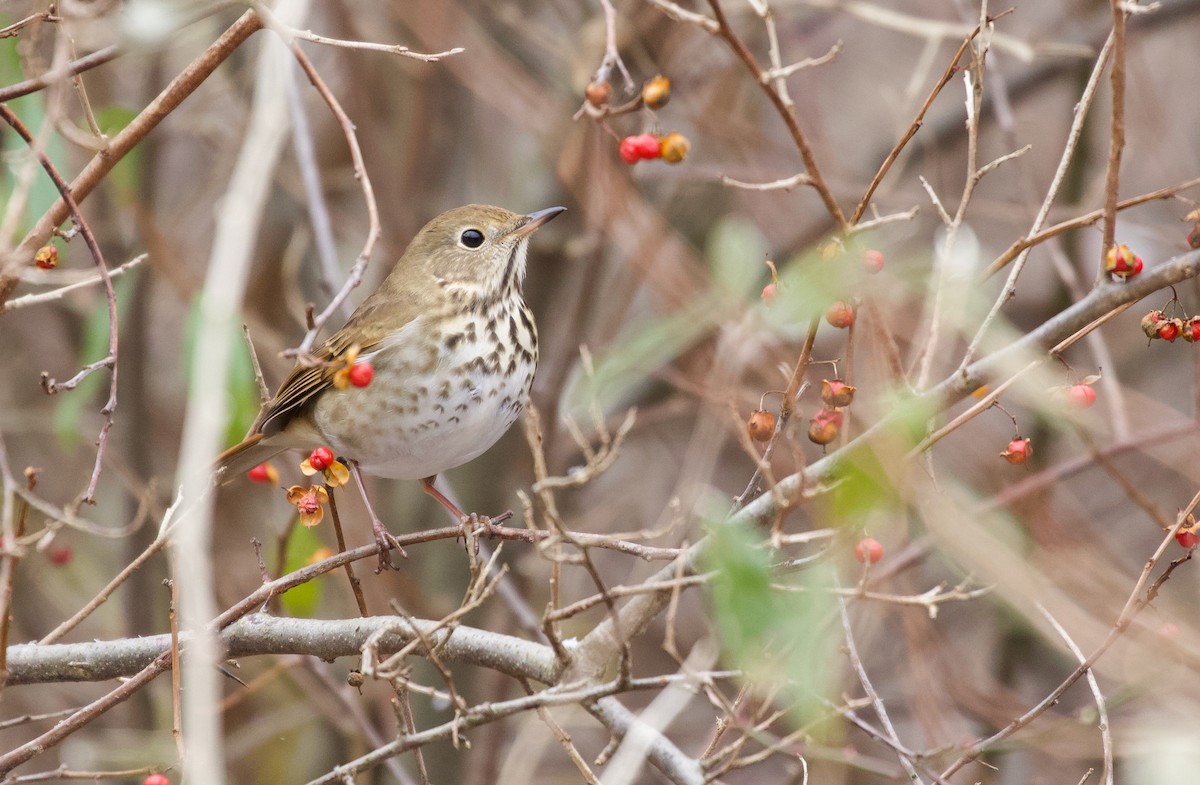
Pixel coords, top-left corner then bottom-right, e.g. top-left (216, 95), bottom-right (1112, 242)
top-left (258, 332), bottom-right (371, 436)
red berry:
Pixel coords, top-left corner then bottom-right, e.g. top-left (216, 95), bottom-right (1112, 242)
top-left (48, 544), bottom-right (72, 566)
top-left (1104, 243), bottom-right (1142, 280)
top-left (1001, 437), bottom-right (1032, 465)
top-left (1142, 310), bottom-right (1165, 339)
top-left (308, 447), bottom-right (334, 471)
top-left (1065, 384), bottom-right (1096, 409)
top-left (1182, 317), bottom-right (1200, 343)
top-left (863, 249), bottom-right (884, 274)
top-left (825, 301), bottom-right (855, 329)
top-left (1176, 529), bottom-right (1198, 549)
top-left (1189, 227), bottom-right (1200, 250)
top-left (347, 362), bottom-right (374, 388)
top-left (618, 137), bottom-right (641, 164)
top-left (746, 409), bottom-right (775, 442)
top-left (1158, 319), bottom-right (1182, 342)
top-left (632, 133), bottom-right (661, 160)
top-left (142, 775), bottom-right (170, 785)
top-left (247, 463), bottom-right (271, 483)
top-left (854, 537), bottom-right (883, 564)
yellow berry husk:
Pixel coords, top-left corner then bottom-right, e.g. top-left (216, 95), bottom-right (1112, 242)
top-left (659, 132), bottom-right (690, 164)
top-left (642, 75), bottom-right (671, 109)
top-left (34, 245), bottom-right (58, 270)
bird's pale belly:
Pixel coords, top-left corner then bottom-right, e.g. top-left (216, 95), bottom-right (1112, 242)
top-left (310, 317), bottom-right (535, 480)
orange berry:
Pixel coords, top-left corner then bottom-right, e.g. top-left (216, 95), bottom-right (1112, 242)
top-left (746, 409), bottom-right (775, 442)
top-left (659, 132), bottom-right (690, 164)
top-left (585, 80), bottom-right (612, 108)
top-left (642, 75), bottom-right (671, 109)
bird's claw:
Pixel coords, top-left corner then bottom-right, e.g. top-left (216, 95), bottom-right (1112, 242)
top-left (372, 524), bottom-right (406, 573)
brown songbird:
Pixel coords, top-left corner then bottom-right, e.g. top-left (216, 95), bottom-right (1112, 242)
top-left (218, 204), bottom-right (565, 568)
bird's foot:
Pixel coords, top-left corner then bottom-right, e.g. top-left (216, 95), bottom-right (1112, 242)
top-left (457, 510), bottom-right (513, 546)
top-left (371, 518), bottom-right (407, 573)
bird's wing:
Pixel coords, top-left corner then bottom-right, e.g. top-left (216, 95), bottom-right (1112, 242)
top-left (254, 278), bottom-right (423, 437)
top-left (257, 332), bottom-right (352, 436)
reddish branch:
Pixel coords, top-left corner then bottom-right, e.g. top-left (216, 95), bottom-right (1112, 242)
top-left (0, 10), bottom-right (264, 308)
top-left (705, 0), bottom-right (848, 231)
top-left (0, 105), bottom-right (117, 504)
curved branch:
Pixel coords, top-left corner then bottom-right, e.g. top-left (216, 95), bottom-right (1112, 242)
top-left (0, 11), bottom-right (264, 307)
top-left (5, 615), bottom-right (560, 687)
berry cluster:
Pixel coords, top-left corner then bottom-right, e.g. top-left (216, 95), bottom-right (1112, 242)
top-left (808, 379), bottom-right (855, 446)
top-left (586, 74), bottom-right (692, 167)
top-left (1141, 309), bottom-right (1200, 343)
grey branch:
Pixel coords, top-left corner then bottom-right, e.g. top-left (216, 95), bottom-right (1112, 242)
top-left (5, 615), bottom-right (559, 686)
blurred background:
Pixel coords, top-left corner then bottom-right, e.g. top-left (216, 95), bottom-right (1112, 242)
top-left (3, 0), bottom-right (1200, 783)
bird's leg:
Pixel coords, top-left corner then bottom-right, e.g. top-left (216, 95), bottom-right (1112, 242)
top-left (420, 476), bottom-right (494, 545)
top-left (421, 476), bottom-right (467, 520)
top-left (350, 460), bottom-right (406, 572)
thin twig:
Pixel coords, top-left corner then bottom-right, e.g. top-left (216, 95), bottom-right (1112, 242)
top-left (705, 0), bottom-right (848, 230)
top-left (1, 11), bottom-right (265, 306)
top-left (2, 254), bottom-right (145, 312)
top-left (838, 596), bottom-right (926, 783)
top-left (254, 4), bottom-right (382, 352)
top-left (1036, 604), bottom-right (1113, 785)
top-left (0, 104), bottom-right (119, 505)
top-left (1099, 0), bottom-right (1129, 275)
top-left (962, 32), bottom-right (1115, 367)
top-left (984, 174), bottom-right (1200, 278)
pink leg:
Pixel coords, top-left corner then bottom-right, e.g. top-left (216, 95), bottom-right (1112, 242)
top-left (420, 476), bottom-right (467, 522)
top-left (350, 461), bottom-right (405, 572)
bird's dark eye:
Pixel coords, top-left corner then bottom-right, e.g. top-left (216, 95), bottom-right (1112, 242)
top-left (460, 229), bottom-right (485, 249)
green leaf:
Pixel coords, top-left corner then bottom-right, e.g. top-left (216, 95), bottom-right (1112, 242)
top-left (567, 297), bottom-right (719, 418)
top-left (278, 524), bottom-right (326, 618)
top-left (704, 520), bottom-right (777, 657)
top-left (702, 516), bottom-right (838, 729)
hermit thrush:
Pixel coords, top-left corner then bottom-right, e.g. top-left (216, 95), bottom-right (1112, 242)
top-left (218, 204), bottom-right (565, 568)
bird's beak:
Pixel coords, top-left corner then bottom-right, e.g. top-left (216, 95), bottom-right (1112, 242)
top-left (505, 206), bottom-right (566, 241)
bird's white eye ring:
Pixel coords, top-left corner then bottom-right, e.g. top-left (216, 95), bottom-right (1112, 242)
top-left (460, 229), bottom-right (485, 249)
